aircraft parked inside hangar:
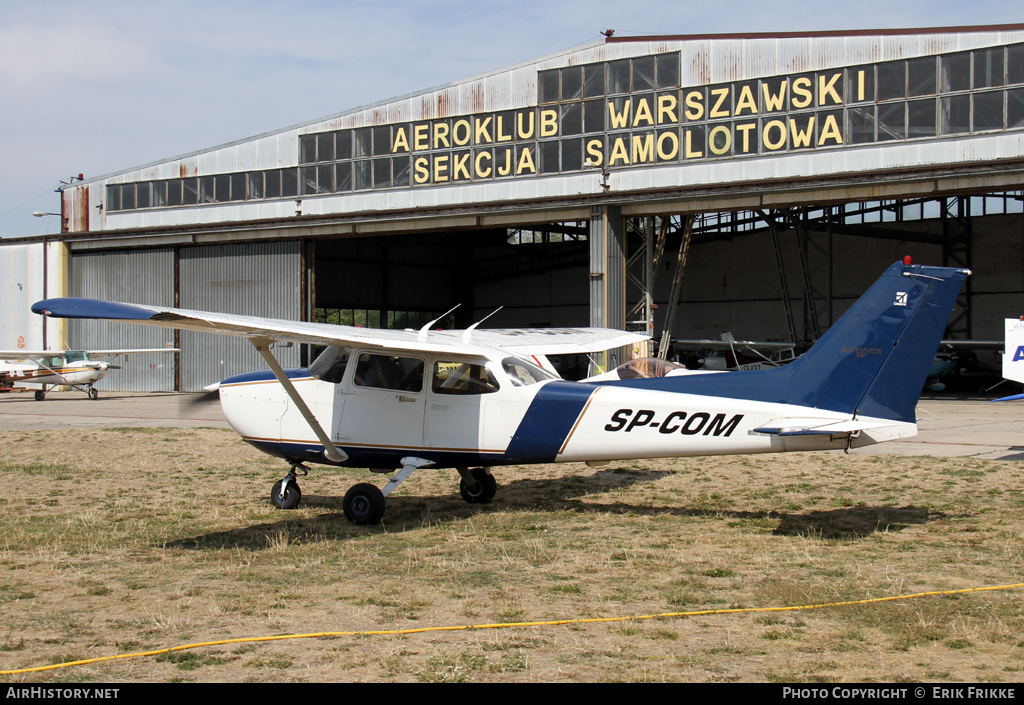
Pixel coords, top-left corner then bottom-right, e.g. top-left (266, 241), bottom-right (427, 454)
top-left (0, 348), bottom-right (178, 400)
top-left (31, 259), bottom-right (968, 525)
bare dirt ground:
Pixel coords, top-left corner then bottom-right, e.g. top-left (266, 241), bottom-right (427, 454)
top-left (0, 393), bottom-right (1023, 682)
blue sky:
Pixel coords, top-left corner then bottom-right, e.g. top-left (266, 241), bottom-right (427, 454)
top-left (1, 0), bottom-right (1022, 238)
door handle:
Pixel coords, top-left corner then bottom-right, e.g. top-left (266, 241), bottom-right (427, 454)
top-left (397, 395), bottom-right (416, 402)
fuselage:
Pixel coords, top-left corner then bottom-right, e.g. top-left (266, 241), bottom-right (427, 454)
top-left (218, 347), bottom-right (915, 470)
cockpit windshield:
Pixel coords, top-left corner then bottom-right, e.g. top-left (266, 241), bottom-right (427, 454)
top-left (309, 347), bottom-right (351, 384)
top-left (64, 351), bottom-right (88, 363)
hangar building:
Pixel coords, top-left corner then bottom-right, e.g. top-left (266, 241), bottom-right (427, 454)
top-left (5, 25), bottom-right (1024, 391)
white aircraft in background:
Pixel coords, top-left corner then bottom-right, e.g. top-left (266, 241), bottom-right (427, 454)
top-left (31, 259), bottom-right (968, 525)
top-left (671, 333), bottom-right (798, 371)
top-left (0, 348), bottom-right (177, 401)
top-left (999, 317), bottom-right (1024, 399)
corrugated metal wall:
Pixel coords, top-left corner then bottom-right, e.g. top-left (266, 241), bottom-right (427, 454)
top-left (179, 241), bottom-right (301, 391)
top-left (69, 249), bottom-right (177, 391)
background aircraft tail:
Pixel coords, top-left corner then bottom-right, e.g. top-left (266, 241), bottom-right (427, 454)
top-left (608, 260), bottom-right (970, 423)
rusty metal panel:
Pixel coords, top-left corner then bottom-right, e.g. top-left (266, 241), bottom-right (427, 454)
top-left (68, 248), bottom-right (176, 391)
top-left (179, 241), bottom-right (301, 391)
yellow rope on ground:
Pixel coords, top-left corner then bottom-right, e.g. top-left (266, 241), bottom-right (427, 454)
top-left (3, 582), bottom-right (1022, 676)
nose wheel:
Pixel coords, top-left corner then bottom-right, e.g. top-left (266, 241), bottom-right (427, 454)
top-left (270, 464), bottom-right (307, 509)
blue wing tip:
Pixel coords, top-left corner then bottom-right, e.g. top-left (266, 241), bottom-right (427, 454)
top-left (31, 298), bottom-right (156, 321)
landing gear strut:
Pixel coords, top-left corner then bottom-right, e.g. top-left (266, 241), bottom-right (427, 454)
top-left (340, 456), bottom-right (435, 526)
top-left (270, 464), bottom-right (307, 509)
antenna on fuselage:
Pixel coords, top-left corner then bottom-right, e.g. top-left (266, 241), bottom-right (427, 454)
top-left (417, 304), bottom-right (460, 341)
top-left (462, 307), bottom-right (503, 344)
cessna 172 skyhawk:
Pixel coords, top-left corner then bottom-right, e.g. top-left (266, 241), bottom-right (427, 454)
top-left (0, 348), bottom-right (177, 400)
top-left (31, 259), bottom-right (968, 525)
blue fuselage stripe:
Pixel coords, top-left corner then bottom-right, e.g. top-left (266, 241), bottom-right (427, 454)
top-left (504, 382), bottom-right (595, 463)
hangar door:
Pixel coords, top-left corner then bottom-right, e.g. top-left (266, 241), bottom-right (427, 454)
top-left (69, 248), bottom-right (177, 391)
top-left (179, 241), bottom-right (302, 392)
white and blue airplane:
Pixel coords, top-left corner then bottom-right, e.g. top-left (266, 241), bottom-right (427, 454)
top-left (30, 259), bottom-right (969, 525)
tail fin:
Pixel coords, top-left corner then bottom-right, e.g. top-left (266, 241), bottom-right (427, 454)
top-left (608, 261), bottom-right (970, 422)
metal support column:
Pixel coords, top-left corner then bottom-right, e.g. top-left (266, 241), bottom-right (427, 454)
top-left (590, 205), bottom-right (626, 371)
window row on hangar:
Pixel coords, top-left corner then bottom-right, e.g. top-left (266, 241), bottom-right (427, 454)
top-left (107, 43), bottom-right (1024, 213)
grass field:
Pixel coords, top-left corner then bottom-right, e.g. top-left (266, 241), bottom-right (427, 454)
top-left (1, 427), bottom-right (1023, 682)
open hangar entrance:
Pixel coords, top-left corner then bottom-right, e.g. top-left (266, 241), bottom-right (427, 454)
top-left (62, 185), bottom-right (1023, 392)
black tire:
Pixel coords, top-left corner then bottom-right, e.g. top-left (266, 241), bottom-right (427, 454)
top-left (343, 483), bottom-right (386, 525)
top-left (460, 468), bottom-right (497, 504)
top-left (34, 390), bottom-right (45, 401)
top-left (88, 388), bottom-right (99, 400)
top-left (270, 479), bottom-right (301, 509)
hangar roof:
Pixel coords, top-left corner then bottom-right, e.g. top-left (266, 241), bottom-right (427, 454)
top-left (60, 25), bottom-right (1024, 244)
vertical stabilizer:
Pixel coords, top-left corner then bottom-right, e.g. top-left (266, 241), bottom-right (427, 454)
top-left (605, 261), bottom-right (970, 423)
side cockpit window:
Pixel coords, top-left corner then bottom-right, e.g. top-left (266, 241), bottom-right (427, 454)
top-left (309, 346), bottom-right (351, 384)
top-left (354, 353), bottom-right (424, 392)
top-left (432, 362), bottom-right (500, 395)
top-left (501, 357), bottom-right (557, 386)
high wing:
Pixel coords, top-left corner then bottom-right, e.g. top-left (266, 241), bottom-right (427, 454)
top-left (0, 351), bottom-right (67, 360)
top-left (30, 298), bottom-right (647, 357)
top-left (0, 349), bottom-right (176, 360)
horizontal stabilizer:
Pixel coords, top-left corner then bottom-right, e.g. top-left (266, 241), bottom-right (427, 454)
top-left (753, 417), bottom-right (901, 436)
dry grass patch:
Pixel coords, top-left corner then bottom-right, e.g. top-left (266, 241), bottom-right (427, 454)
top-left (0, 429), bottom-right (1023, 681)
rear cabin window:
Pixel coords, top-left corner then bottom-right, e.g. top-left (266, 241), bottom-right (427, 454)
top-left (432, 362), bottom-right (500, 395)
top-left (502, 357), bottom-right (557, 386)
top-left (353, 353), bottom-right (424, 392)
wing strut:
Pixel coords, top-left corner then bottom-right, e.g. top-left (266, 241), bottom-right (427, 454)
top-left (249, 337), bottom-right (347, 463)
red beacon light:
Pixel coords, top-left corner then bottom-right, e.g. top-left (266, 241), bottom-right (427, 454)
top-left (903, 255), bottom-right (912, 265)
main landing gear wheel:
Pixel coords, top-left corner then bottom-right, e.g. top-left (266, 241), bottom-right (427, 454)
top-left (460, 468), bottom-right (497, 504)
top-left (343, 483), bottom-right (386, 525)
top-left (270, 478), bottom-right (302, 509)
top-left (34, 390), bottom-right (45, 401)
